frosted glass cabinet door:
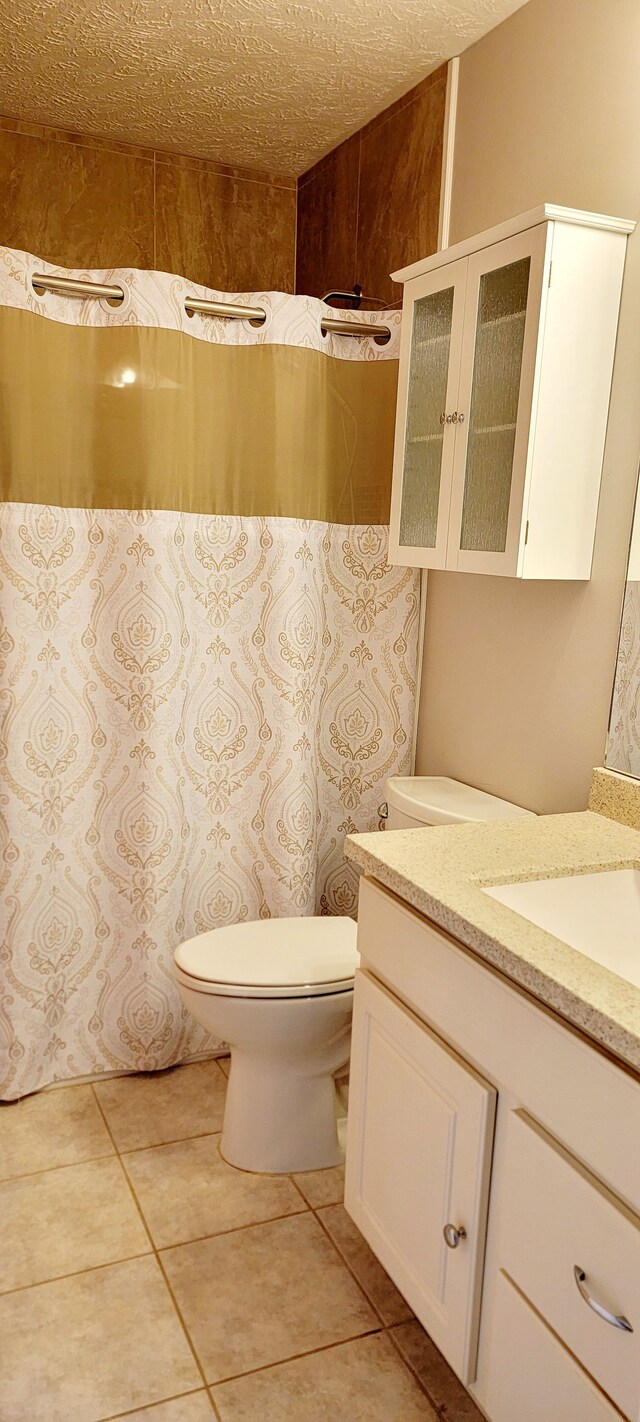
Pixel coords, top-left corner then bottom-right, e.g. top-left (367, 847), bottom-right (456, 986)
top-left (389, 260), bottom-right (467, 569)
top-left (448, 225), bottom-right (550, 575)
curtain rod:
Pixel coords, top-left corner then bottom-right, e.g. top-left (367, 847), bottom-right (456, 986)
top-left (31, 273), bottom-right (391, 340)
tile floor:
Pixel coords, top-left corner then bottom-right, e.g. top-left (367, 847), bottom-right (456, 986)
top-left (0, 1058), bottom-right (484, 1421)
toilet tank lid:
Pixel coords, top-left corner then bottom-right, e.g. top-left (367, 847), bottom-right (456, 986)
top-left (386, 776), bottom-right (535, 826)
top-left (175, 915), bottom-right (360, 989)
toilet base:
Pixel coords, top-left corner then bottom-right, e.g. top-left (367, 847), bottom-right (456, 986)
top-left (221, 1051), bottom-right (345, 1173)
top-left (174, 967), bottom-right (354, 1174)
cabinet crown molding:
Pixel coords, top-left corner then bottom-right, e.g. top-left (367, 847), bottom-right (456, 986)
top-left (391, 204), bottom-right (636, 283)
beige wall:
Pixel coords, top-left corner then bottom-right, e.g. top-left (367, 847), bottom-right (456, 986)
top-left (0, 116), bottom-right (296, 292)
top-left (415, 0), bottom-right (640, 812)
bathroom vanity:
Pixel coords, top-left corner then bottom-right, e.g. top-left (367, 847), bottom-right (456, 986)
top-left (344, 782), bottom-right (640, 1421)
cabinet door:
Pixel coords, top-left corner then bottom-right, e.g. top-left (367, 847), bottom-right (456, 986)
top-left (389, 259), bottom-right (467, 569)
top-left (447, 224), bottom-right (551, 576)
top-left (345, 970), bottom-right (496, 1382)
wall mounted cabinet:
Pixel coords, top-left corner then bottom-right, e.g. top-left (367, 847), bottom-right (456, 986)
top-left (389, 205), bottom-right (634, 578)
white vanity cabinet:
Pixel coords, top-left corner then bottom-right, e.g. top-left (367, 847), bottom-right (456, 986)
top-left (346, 876), bottom-right (640, 1421)
top-left (388, 205), bottom-right (634, 578)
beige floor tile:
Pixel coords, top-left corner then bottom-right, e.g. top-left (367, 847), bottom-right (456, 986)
top-left (0, 1084), bottom-right (114, 1181)
top-left (318, 1204), bottom-right (413, 1326)
top-left (390, 1320), bottom-right (485, 1420)
top-left (162, 1212), bottom-right (377, 1383)
top-left (115, 1393), bottom-right (214, 1421)
top-left (123, 1134), bottom-right (305, 1247)
top-left (211, 1332), bottom-right (438, 1420)
top-left (0, 1255), bottom-right (201, 1422)
top-left (0, 1156), bottom-right (150, 1293)
top-left (94, 1060), bottom-right (227, 1151)
top-left (293, 1163), bottom-right (345, 1208)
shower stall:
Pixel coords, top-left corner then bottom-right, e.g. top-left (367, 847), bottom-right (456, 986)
top-left (0, 249), bottom-right (419, 1098)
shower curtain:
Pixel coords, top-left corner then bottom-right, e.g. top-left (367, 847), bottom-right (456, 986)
top-left (0, 248), bottom-right (419, 1099)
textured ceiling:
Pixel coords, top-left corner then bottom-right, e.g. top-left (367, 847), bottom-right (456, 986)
top-left (2, 0), bottom-right (529, 174)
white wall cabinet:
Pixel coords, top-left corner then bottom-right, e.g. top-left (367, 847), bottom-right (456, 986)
top-left (389, 205), bottom-right (634, 578)
top-left (346, 876), bottom-right (640, 1421)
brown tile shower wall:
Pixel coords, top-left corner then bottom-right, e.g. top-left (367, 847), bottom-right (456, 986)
top-left (295, 65), bottom-right (447, 307)
top-left (0, 116), bottom-right (297, 290)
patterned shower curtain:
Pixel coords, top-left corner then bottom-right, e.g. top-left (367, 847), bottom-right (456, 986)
top-left (0, 248), bottom-right (419, 1099)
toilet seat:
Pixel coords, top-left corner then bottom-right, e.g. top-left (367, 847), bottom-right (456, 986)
top-left (173, 915), bottom-right (359, 999)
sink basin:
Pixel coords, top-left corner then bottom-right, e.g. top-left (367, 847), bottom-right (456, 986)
top-left (483, 867), bottom-right (640, 987)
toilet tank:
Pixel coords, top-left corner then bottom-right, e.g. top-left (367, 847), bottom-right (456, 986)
top-left (385, 776), bottom-right (534, 830)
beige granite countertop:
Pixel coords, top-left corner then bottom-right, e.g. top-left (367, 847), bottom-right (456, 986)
top-left (345, 810), bottom-right (640, 1073)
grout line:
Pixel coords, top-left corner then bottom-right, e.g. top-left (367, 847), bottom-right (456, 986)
top-left (353, 132), bottom-right (362, 288)
top-left (0, 116), bottom-right (295, 190)
top-left (98, 1385), bottom-right (212, 1422)
top-left (15, 1072), bottom-right (437, 1415)
top-left (208, 1384), bottom-right (224, 1420)
top-left (385, 1323), bottom-right (447, 1416)
top-left (95, 1078), bottom-right (380, 1394)
top-left (153, 1202), bottom-right (310, 1256)
top-left (0, 120), bottom-right (155, 163)
top-left (155, 1248), bottom-right (216, 1403)
top-left (0, 1248), bottom-right (154, 1300)
top-left (209, 1323), bottom-right (385, 1390)
top-left (153, 152), bottom-right (157, 269)
top-left (91, 1085), bottom-right (214, 1400)
top-left (118, 1127), bottom-right (224, 1157)
top-left (311, 1202), bottom-right (391, 1329)
top-left (287, 1172), bottom-right (314, 1209)
top-left (152, 154), bottom-right (297, 191)
top-left (0, 1149), bottom-right (116, 1185)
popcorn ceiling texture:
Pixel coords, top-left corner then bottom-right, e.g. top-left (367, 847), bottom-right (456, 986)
top-left (2, 0), bottom-right (528, 173)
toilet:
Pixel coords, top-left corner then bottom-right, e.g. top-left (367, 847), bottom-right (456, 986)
top-left (173, 775), bottom-right (532, 1173)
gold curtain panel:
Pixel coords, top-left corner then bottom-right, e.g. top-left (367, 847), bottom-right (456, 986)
top-left (0, 308), bottom-right (398, 523)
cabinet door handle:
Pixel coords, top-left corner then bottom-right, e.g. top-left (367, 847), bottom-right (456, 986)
top-left (573, 1266), bottom-right (633, 1332)
top-left (439, 412), bottom-right (446, 425)
top-left (457, 413), bottom-right (465, 424)
top-left (443, 1223), bottom-right (467, 1249)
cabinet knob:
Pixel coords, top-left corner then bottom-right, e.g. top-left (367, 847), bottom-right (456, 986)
top-left (439, 412), bottom-right (446, 425)
top-left (574, 1266), bottom-right (633, 1332)
top-left (443, 1223), bottom-right (467, 1250)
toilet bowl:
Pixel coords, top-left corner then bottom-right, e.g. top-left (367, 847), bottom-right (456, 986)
top-left (174, 776), bottom-right (532, 1175)
top-left (173, 916), bottom-right (359, 1173)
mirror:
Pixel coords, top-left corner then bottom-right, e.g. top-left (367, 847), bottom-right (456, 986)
top-left (607, 479), bottom-right (640, 776)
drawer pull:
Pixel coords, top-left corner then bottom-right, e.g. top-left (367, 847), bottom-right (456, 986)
top-left (573, 1266), bottom-right (633, 1333)
top-left (443, 1223), bottom-right (467, 1249)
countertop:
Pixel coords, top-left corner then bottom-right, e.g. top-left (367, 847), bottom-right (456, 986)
top-left (345, 810), bottom-right (640, 1072)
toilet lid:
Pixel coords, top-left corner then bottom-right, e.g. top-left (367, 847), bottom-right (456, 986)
top-left (174, 916), bottom-right (360, 998)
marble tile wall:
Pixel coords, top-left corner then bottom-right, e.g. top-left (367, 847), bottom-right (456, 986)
top-left (295, 65), bottom-right (447, 307)
top-left (0, 116), bottom-right (297, 290)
